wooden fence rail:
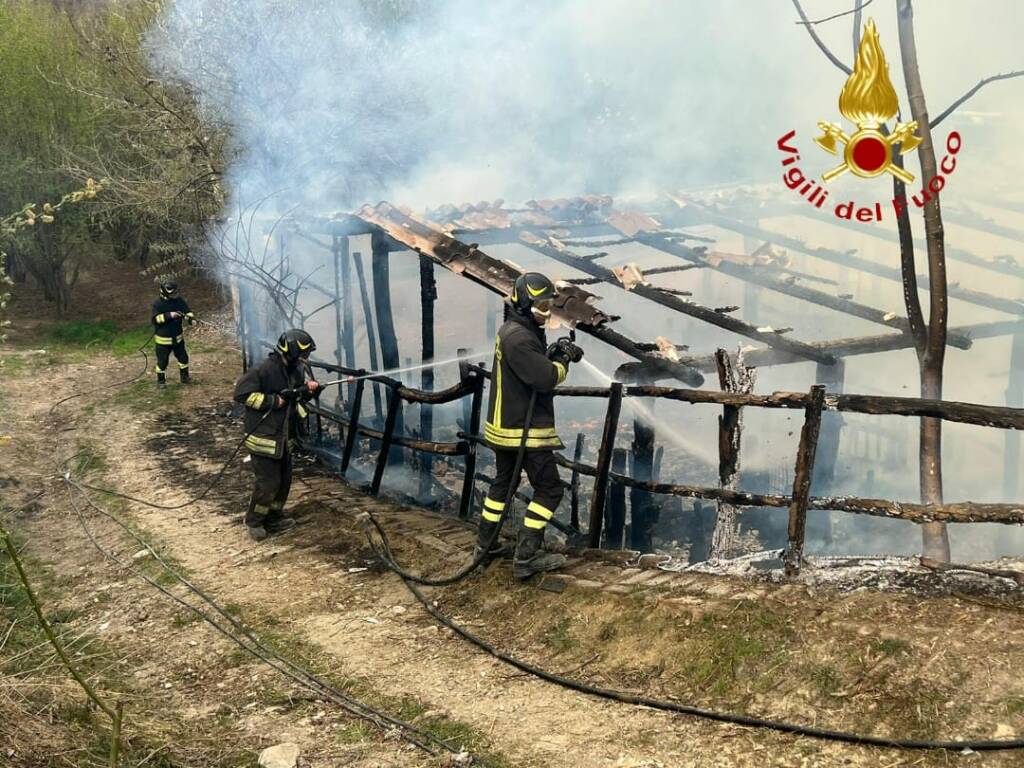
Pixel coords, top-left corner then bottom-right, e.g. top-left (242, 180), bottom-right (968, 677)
top-left (298, 358), bottom-right (1024, 576)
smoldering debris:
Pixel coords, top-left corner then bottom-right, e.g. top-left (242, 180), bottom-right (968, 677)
top-left (669, 550), bottom-right (1024, 599)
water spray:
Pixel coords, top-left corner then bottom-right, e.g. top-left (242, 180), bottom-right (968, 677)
top-left (317, 353), bottom-right (481, 390)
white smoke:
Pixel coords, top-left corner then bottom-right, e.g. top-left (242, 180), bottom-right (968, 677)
top-left (146, 0), bottom-right (1024, 562)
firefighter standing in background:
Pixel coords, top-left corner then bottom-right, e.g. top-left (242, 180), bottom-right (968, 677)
top-left (151, 281), bottom-right (195, 389)
top-left (479, 273), bottom-right (584, 580)
top-left (233, 329), bottom-right (322, 541)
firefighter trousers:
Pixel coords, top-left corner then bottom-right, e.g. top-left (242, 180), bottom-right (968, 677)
top-left (245, 450), bottom-right (293, 526)
top-left (483, 450), bottom-right (563, 531)
top-left (155, 340), bottom-right (189, 377)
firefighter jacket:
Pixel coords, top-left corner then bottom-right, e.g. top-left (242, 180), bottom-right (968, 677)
top-left (233, 353), bottom-right (311, 459)
top-left (151, 297), bottom-right (195, 345)
top-left (484, 310), bottom-right (567, 451)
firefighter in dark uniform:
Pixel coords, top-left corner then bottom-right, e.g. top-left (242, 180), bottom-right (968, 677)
top-left (151, 281), bottom-right (195, 389)
top-left (478, 272), bottom-right (583, 580)
top-left (233, 329), bottom-right (322, 541)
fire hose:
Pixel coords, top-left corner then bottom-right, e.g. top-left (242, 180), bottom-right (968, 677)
top-left (42, 324), bottom-right (1024, 752)
top-left (362, 392), bottom-right (537, 586)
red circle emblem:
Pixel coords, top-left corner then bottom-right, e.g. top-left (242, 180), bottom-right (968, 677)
top-left (851, 135), bottom-right (888, 172)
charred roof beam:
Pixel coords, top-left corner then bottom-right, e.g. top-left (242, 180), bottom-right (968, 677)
top-left (635, 231), bottom-right (973, 347)
top-left (518, 231), bottom-right (836, 365)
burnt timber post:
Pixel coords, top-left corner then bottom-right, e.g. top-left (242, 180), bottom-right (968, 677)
top-left (629, 379), bottom-right (657, 553)
top-left (339, 237), bottom-right (356, 373)
top-left (371, 387), bottom-right (402, 495)
top-left (372, 231), bottom-right (403, 463)
top-left (458, 370), bottom-right (485, 520)
top-left (419, 254), bottom-right (437, 501)
top-left (588, 383), bottom-right (623, 548)
top-left (331, 236), bottom-right (345, 407)
top-left (783, 384), bottom-right (827, 576)
top-left (352, 251), bottom-right (383, 422)
top-left (813, 359), bottom-right (846, 490)
top-left (605, 449), bottom-right (628, 549)
top-left (710, 350), bottom-right (756, 559)
top-left (570, 433), bottom-right (585, 531)
top-left (340, 373), bottom-right (366, 474)
top-left (1004, 331), bottom-right (1024, 499)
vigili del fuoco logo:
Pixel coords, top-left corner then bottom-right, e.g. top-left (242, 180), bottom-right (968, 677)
top-left (776, 18), bottom-right (961, 223)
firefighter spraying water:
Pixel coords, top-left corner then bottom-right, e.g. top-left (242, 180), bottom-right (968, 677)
top-left (477, 272), bottom-right (584, 580)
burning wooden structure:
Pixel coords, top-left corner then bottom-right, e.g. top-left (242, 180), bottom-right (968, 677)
top-left (230, 190), bottom-right (1024, 571)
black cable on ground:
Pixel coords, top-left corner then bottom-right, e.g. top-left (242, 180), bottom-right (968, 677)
top-left (48, 331), bottom-right (155, 415)
top-left (35, 334), bottom-right (463, 757)
top-left (63, 475), bottom-right (460, 757)
top-left (362, 393), bottom-right (537, 587)
top-left (401, 579), bottom-right (1024, 752)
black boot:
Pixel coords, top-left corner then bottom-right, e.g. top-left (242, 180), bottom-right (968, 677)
top-left (513, 527), bottom-right (566, 581)
top-left (156, 372), bottom-right (167, 390)
top-left (473, 519), bottom-right (512, 564)
top-left (179, 368), bottom-right (192, 384)
top-left (244, 501), bottom-right (268, 542)
top-left (264, 508), bottom-right (296, 534)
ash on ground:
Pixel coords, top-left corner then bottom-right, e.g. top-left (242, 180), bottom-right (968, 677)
top-left (664, 550), bottom-right (1024, 600)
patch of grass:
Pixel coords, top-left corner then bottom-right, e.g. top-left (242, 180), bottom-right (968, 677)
top-left (810, 663), bottom-right (844, 697)
top-left (336, 721), bottom-right (376, 744)
top-left (875, 637), bottom-right (911, 657)
top-left (671, 602), bottom-right (794, 697)
top-left (108, 378), bottom-right (184, 413)
top-left (45, 319), bottom-right (121, 346)
top-left (0, 353), bottom-right (28, 376)
top-left (540, 616), bottom-right (576, 653)
top-left (1004, 695), bottom-right (1024, 716)
top-left (41, 320), bottom-right (153, 358)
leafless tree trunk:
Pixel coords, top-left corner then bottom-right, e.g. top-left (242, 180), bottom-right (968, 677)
top-left (896, 0), bottom-right (950, 561)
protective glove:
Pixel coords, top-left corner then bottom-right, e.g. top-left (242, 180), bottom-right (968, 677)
top-left (299, 381), bottom-right (322, 402)
top-left (546, 337), bottom-right (584, 367)
top-left (278, 388), bottom-right (303, 404)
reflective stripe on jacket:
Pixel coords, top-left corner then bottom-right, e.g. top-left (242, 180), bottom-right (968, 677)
top-left (233, 353), bottom-right (308, 459)
top-left (484, 311), bottom-right (566, 451)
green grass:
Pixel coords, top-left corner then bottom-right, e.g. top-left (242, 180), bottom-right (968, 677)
top-left (540, 616), bottom-right (576, 653)
top-left (875, 637), bottom-right (911, 657)
top-left (41, 320), bottom-right (154, 358)
top-left (810, 663), bottom-right (844, 697)
top-left (1004, 695), bottom-right (1024, 716)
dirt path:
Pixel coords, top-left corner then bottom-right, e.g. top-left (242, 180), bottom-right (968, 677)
top-left (3, 336), bottom-right (1024, 767)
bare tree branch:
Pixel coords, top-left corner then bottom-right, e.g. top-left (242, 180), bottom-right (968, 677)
top-left (790, 0), bottom-right (852, 75)
top-left (793, 0), bottom-right (874, 27)
top-left (931, 69), bottom-right (1024, 128)
top-left (852, 1), bottom-right (864, 59)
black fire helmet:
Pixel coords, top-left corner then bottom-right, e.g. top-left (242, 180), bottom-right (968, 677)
top-left (159, 281), bottom-right (179, 299)
top-left (510, 272), bottom-right (556, 320)
top-left (276, 328), bottom-right (317, 364)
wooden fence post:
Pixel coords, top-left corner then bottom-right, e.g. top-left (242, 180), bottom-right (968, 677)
top-left (340, 374), bottom-right (366, 475)
top-left (710, 349), bottom-right (756, 559)
top-left (606, 448), bottom-right (628, 549)
top-left (569, 433), bottom-right (585, 531)
top-left (784, 384), bottom-right (826, 576)
top-left (587, 383), bottom-right (623, 548)
top-left (352, 251), bottom-right (383, 422)
top-left (372, 231), bottom-right (402, 461)
top-left (419, 254), bottom-right (437, 501)
top-left (458, 371), bottom-right (485, 520)
top-left (371, 387), bottom-right (402, 495)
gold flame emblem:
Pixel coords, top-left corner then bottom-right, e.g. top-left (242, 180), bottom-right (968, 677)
top-left (814, 19), bottom-right (921, 183)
